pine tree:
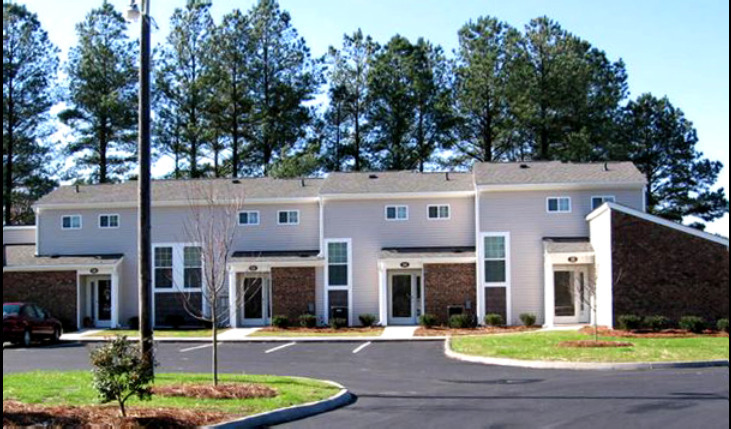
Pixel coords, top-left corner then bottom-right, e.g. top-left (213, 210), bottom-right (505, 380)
top-left (3, 2), bottom-right (59, 225)
top-left (246, 0), bottom-right (321, 176)
top-left (60, 1), bottom-right (138, 184)
top-left (156, 0), bottom-right (215, 179)
top-left (617, 94), bottom-right (729, 223)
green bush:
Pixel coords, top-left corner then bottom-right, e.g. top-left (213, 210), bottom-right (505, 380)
top-left (519, 313), bottom-right (537, 327)
top-left (272, 316), bottom-right (290, 329)
top-left (330, 318), bottom-right (348, 330)
top-left (419, 314), bottom-right (438, 329)
top-left (644, 316), bottom-right (672, 332)
top-left (717, 319), bottom-right (729, 333)
top-left (450, 314), bottom-right (475, 329)
top-left (359, 314), bottom-right (377, 328)
top-left (618, 315), bottom-right (643, 331)
top-left (90, 336), bottom-right (154, 418)
top-left (299, 314), bottom-right (317, 329)
top-left (679, 316), bottom-right (706, 334)
top-left (484, 313), bottom-right (505, 327)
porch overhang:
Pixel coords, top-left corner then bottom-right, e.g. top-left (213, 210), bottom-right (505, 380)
top-left (228, 250), bottom-right (324, 273)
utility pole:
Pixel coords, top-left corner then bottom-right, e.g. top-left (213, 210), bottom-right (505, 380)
top-left (129, 0), bottom-right (154, 371)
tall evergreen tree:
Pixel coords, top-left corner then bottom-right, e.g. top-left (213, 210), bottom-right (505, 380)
top-left (245, 0), bottom-right (321, 176)
top-left (318, 83), bottom-right (351, 172)
top-left (452, 17), bottom-right (525, 164)
top-left (3, 2), bottom-right (58, 225)
top-left (60, 1), bottom-right (138, 184)
top-left (617, 94), bottom-right (728, 223)
top-left (156, 0), bottom-right (214, 179)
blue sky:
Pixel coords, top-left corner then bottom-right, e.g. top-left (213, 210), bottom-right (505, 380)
top-left (16, 0), bottom-right (730, 235)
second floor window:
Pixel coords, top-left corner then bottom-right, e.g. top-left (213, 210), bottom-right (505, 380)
top-left (547, 197), bottom-right (572, 214)
top-left (428, 205), bottom-right (450, 220)
top-left (239, 211), bottom-right (260, 226)
top-left (62, 215), bottom-right (82, 230)
top-left (99, 214), bottom-right (120, 229)
top-left (386, 205), bottom-right (409, 221)
top-left (591, 196), bottom-right (616, 210)
top-left (328, 241), bottom-right (350, 287)
top-left (278, 210), bottom-right (300, 225)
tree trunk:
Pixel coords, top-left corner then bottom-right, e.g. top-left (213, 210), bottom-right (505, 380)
top-left (212, 312), bottom-right (219, 387)
top-left (354, 96), bottom-right (361, 171)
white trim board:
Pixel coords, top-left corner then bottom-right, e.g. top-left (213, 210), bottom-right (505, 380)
top-left (587, 202), bottom-right (730, 248)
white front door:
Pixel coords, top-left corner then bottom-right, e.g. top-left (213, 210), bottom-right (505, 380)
top-left (554, 267), bottom-right (591, 324)
top-left (388, 272), bottom-right (422, 325)
top-left (240, 276), bottom-right (271, 327)
top-left (88, 277), bottom-right (113, 328)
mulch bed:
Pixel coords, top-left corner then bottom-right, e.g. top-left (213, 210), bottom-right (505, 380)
top-left (3, 401), bottom-right (230, 429)
top-left (257, 328), bottom-right (382, 335)
top-left (152, 383), bottom-right (277, 400)
top-left (416, 326), bottom-right (539, 337)
top-left (580, 327), bottom-right (729, 339)
top-left (558, 340), bottom-right (635, 348)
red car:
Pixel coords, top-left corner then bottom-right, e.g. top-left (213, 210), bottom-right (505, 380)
top-left (3, 303), bottom-right (63, 347)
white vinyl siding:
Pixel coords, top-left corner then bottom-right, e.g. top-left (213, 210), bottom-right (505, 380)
top-left (547, 197), bottom-right (572, 213)
top-left (61, 215), bottom-right (82, 230)
top-left (427, 205), bottom-right (451, 220)
top-left (238, 211), bottom-right (260, 226)
top-left (385, 205), bottom-right (409, 221)
top-left (99, 214), bottom-right (120, 229)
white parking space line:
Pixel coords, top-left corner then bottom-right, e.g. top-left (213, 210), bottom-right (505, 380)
top-left (265, 342), bottom-right (296, 354)
top-left (353, 342), bottom-right (372, 354)
top-left (180, 344), bottom-right (213, 353)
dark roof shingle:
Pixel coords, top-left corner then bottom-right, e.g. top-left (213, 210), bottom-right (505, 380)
top-left (475, 162), bottom-right (646, 187)
top-left (320, 171), bottom-right (473, 195)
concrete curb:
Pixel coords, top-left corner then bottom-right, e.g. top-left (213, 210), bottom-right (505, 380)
top-left (204, 379), bottom-right (353, 429)
top-left (444, 339), bottom-right (730, 371)
top-left (63, 336), bottom-right (447, 344)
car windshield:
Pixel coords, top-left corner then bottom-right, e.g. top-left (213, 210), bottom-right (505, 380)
top-left (3, 304), bottom-right (21, 317)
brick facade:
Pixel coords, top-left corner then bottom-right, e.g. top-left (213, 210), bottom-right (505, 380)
top-left (612, 211), bottom-right (729, 324)
top-left (424, 264), bottom-right (477, 325)
top-left (154, 293), bottom-right (203, 327)
top-left (3, 271), bottom-right (78, 330)
top-left (271, 267), bottom-right (317, 322)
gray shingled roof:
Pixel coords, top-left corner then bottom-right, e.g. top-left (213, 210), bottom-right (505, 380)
top-left (231, 250), bottom-right (323, 264)
top-left (4, 245), bottom-right (123, 268)
top-left (320, 171), bottom-right (474, 195)
top-left (475, 162), bottom-right (646, 186)
top-left (543, 239), bottom-right (594, 254)
top-left (35, 178), bottom-right (324, 207)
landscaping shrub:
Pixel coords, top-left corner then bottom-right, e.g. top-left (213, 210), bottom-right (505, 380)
top-left (165, 315), bottom-right (185, 330)
top-left (419, 314), bottom-right (438, 329)
top-left (484, 313), bottom-right (505, 327)
top-left (330, 318), bottom-right (348, 330)
top-left (618, 315), bottom-right (643, 331)
top-left (359, 314), bottom-right (377, 328)
top-left (718, 319), bottom-right (729, 333)
top-left (90, 336), bottom-right (154, 418)
top-left (519, 313), bottom-right (537, 327)
top-left (299, 314), bottom-right (317, 329)
top-left (450, 314), bottom-right (475, 329)
top-left (271, 316), bottom-right (290, 329)
top-left (128, 317), bottom-right (140, 330)
top-left (644, 316), bottom-right (672, 332)
top-left (679, 316), bottom-right (707, 334)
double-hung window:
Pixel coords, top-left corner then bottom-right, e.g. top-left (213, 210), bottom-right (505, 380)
top-left (591, 196), bottom-right (616, 211)
top-left (278, 210), bottom-right (300, 225)
top-left (428, 205), bottom-right (450, 220)
top-left (547, 197), bottom-right (572, 214)
top-left (484, 234), bottom-right (509, 285)
top-left (61, 215), bottom-right (82, 230)
top-left (385, 205), bottom-right (409, 221)
top-left (239, 211), bottom-right (260, 226)
top-left (184, 246), bottom-right (203, 289)
top-left (99, 214), bottom-right (120, 229)
top-left (154, 247), bottom-right (174, 289)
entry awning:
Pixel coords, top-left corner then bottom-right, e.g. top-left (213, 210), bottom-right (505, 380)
top-left (3, 244), bottom-right (124, 273)
top-left (379, 247), bottom-right (476, 269)
top-left (229, 250), bottom-right (324, 272)
top-left (543, 238), bottom-right (595, 265)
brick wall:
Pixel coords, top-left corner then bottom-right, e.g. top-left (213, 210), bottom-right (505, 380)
top-left (271, 267), bottom-right (316, 322)
top-left (612, 211), bottom-right (729, 324)
top-left (3, 271), bottom-right (78, 330)
top-left (154, 293), bottom-right (203, 328)
top-left (424, 264), bottom-right (476, 325)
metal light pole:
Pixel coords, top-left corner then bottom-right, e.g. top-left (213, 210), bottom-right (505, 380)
top-left (128, 0), bottom-right (153, 370)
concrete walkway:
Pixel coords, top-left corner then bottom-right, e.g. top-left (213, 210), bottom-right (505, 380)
top-left (60, 330), bottom-right (102, 341)
top-left (381, 326), bottom-right (419, 340)
top-left (217, 328), bottom-right (261, 341)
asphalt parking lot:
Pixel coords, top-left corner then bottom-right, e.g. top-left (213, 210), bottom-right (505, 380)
top-left (3, 340), bottom-right (729, 428)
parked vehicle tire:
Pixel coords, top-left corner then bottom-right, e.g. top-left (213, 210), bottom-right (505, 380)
top-left (51, 327), bottom-right (62, 343)
top-left (22, 330), bottom-right (32, 348)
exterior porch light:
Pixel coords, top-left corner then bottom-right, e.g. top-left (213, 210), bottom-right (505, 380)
top-left (126, 0), bottom-right (141, 22)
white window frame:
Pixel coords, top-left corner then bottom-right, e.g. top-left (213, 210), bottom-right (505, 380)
top-left (546, 197), bottom-right (572, 214)
top-left (98, 214), bottom-right (120, 229)
top-left (61, 215), bottom-right (82, 230)
top-left (385, 205), bottom-right (409, 221)
top-left (591, 195), bottom-right (616, 211)
top-left (482, 232), bottom-right (511, 287)
top-left (277, 210), bottom-right (300, 226)
top-left (324, 238), bottom-right (353, 326)
top-left (480, 232), bottom-right (512, 325)
top-left (238, 211), bottom-right (260, 226)
top-left (152, 243), bottom-right (204, 293)
top-left (427, 204), bottom-right (451, 220)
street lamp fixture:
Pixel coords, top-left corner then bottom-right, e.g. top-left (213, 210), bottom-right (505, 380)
top-left (126, 0), bottom-right (141, 23)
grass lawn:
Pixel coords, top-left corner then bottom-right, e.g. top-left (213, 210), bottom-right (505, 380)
top-left (86, 329), bottom-right (229, 338)
top-left (249, 328), bottom-right (385, 338)
top-left (3, 371), bottom-right (339, 418)
top-left (451, 331), bottom-right (730, 363)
